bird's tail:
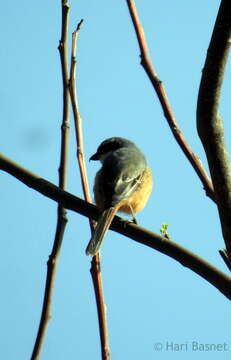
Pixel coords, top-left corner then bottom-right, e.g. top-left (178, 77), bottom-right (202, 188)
top-left (85, 206), bottom-right (119, 256)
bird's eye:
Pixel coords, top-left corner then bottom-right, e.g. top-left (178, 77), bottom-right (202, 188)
top-left (122, 175), bottom-right (131, 182)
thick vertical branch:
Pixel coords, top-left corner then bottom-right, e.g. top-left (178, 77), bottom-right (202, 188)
top-left (69, 21), bottom-right (111, 360)
top-left (31, 1), bottom-right (70, 359)
top-left (59, 0), bottom-right (71, 191)
top-left (197, 0), bottom-right (231, 258)
top-left (126, 0), bottom-right (215, 201)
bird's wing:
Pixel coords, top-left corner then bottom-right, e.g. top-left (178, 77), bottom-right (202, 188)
top-left (103, 147), bottom-right (146, 206)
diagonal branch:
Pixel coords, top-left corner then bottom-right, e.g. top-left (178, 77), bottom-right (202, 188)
top-left (1, 153), bottom-right (231, 300)
top-left (197, 0), bottom-right (231, 259)
top-left (126, 0), bottom-right (215, 202)
top-left (69, 20), bottom-right (111, 360)
top-left (31, 1), bottom-right (70, 359)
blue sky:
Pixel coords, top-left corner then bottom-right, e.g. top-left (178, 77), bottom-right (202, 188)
top-left (1, 1), bottom-right (231, 359)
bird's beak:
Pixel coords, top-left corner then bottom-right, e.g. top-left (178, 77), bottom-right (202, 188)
top-left (89, 153), bottom-right (99, 161)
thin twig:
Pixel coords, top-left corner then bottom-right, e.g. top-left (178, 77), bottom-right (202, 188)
top-left (30, 1), bottom-right (70, 359)
top-left (90, 255), bottom-right (111, 360)
top-left (69, 19), bottom-right (92, 210)
top-left (126, 0), bottom-right (215, 202)
top-left (197, 0), bottom-right (231, 261)
top-left (1, 153), bottom-right (231, 300)
top-left (69, 20), bottom-right (111, 360)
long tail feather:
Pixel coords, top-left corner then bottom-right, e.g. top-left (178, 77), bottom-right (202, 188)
top-left (86, 206), bottom-right (118, 256)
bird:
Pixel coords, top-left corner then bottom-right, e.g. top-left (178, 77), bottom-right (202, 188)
top-left (85, 137), bottom-right (153, 256)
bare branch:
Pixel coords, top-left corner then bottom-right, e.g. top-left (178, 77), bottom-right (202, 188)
top-left (1, 153), bottom-right (231, 300)
top-left (31, 1), bottom-right (70, 358)
top-left (197, 0), bottom-right (231, 259)
top-left (69, 20), bottom-right (111, 360)
top-left (219, 249), bottom-right (231, 272)
top-left (126, 0), bottom-right (215, 201)
top-left (69, 19), bottom-right (92, 211)
top-left (90, 255), bottom-right (111, 360)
